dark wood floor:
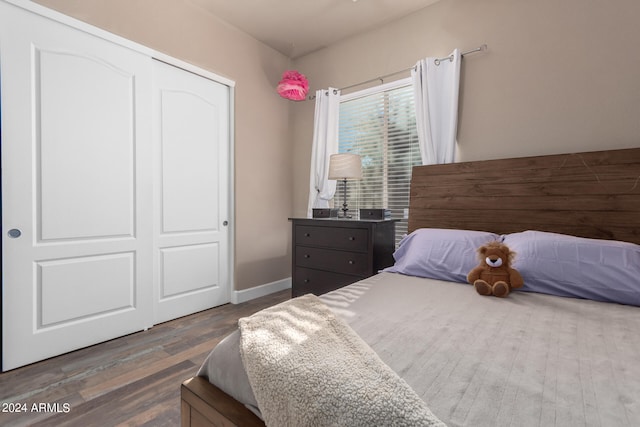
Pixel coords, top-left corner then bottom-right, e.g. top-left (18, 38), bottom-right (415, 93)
top-left (0, 290), bottom-right (290, 427)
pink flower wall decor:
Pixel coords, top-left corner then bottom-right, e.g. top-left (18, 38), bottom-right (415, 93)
top-left (277, 70), bottom-right (309, 101)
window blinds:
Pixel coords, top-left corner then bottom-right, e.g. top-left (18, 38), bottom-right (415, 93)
top-left (338, 81), bottom-right (420, 246)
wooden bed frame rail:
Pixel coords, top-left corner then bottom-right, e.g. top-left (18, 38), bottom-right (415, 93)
top-left (181, 377), bottom-right (263, 427)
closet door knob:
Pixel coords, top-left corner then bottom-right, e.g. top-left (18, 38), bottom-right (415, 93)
top-left (8, 229), bottom-right (22, 238)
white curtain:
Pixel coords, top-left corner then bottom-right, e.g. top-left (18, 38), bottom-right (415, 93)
top-left (412, 49), bottom-right (461, 165)
top-left (307, 88), bottom-right (341, 217)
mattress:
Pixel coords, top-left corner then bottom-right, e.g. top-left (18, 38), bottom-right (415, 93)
top-left (198, 272), bottom-right (640, 426)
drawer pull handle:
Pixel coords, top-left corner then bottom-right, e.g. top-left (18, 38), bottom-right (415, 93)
top-left (348, 260), bottom-right (355, 265)
top-left (304, 254), bottom-right (311, 258)
top-left (305, 233), bottom-right (311, 237)
top-left (348, 236), bottom-right (355, 241)
top-left (304, 279), bottom-right (310, 284)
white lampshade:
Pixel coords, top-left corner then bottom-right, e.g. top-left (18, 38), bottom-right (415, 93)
top-left (328, 153), bottom-right (362, 180)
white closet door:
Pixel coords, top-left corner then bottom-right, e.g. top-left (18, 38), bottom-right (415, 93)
top-left (1, 2), bottom-right (153, 370)
top-left (152, 60), bottom-right (230, 323)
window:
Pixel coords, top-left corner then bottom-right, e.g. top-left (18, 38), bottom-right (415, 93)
top-left (337, 78), bottom-right (421, 246)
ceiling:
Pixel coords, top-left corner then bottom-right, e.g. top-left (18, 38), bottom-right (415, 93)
top-left (190, 0), bottom-right (442, 59)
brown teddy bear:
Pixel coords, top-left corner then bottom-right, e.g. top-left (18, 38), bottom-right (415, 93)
top-left (467, 241), bottom-right (524, 297)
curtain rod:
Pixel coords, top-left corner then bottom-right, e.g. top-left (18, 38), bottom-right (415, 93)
top-left (308, 44), bottom-right (487, 100)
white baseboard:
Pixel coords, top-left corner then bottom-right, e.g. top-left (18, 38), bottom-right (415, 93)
top-left (231, 277), bottom-right (291, 304)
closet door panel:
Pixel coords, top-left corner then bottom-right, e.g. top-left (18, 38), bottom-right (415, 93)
top-left (1, 1), bottom-right (153, 371)
top-left (38, 253), bottom-right (135, 326)
top-left (38, 48), bottom-right (135, 240)
top-left (153, 60), bottom-right (230, 324)
top-left (160, 243), bottom-right (220, 298)
top-left (160, 90), bottom-right (220, 233)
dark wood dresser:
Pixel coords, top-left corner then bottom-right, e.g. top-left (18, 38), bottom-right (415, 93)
top-left (289, 218), bottom-right (397, 297)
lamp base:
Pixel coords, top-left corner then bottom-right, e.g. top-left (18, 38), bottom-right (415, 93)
top-left (339, 205), bottom-right (353, 218)
top-left (340, 182), bottom-right (352, 218)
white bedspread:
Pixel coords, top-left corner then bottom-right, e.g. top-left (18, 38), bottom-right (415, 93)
top-left (322, 273), bottom-right (640, 427)
top-left (200, 272), bottom-right (640, 426)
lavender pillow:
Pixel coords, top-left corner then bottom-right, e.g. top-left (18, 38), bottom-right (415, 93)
top-left (383, 228), bottom-right (500, 283)
top-left (503, 231), bottom-right (640, 306)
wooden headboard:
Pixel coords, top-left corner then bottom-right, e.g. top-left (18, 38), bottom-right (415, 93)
top-left (408, 148), bottom-right (640, 245)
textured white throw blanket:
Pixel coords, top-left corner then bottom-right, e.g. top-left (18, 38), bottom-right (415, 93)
top-left (238, 294), bottom-right (446, 427)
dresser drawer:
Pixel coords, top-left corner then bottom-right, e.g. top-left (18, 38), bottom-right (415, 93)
top-left (295, 246), bottom-right (369, 276)
top-left (293, 267), bottom-right (360, 297)
top-left (295, 225), bottom-right (368, 252)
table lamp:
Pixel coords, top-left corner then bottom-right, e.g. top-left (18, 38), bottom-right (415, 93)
top-left (328, 153), bottom-right (362, 218)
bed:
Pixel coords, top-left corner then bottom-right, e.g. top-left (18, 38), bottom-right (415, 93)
top-left (181, 147), bottom-right (640, 427)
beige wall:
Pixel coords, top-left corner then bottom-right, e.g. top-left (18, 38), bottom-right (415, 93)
top-left (290, 0), bottom-right (640, 217)
top-left (33, 0), bottom-right (294, 291)
top-left (28, 0), bottom-right (640, 291)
